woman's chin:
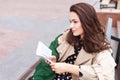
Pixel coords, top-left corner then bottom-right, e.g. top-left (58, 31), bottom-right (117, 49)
top-left (73, 33), bottom-right (78, 36)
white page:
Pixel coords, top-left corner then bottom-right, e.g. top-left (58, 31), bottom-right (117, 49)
top-left (36, 41), bottom-right (52, 63)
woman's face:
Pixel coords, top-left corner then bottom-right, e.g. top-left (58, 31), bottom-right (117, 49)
top-left (69, 12), bottom-right (84, 38)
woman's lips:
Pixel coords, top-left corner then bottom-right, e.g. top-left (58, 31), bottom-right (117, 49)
top-left (72, 29), bottom-right (76, 33)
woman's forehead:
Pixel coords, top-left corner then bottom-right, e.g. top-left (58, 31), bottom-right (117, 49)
top-left (69, 12), bottom-right (79, 20)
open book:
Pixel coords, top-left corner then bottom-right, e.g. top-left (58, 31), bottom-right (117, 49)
top-left (36, 41), bottom-right (52, 63)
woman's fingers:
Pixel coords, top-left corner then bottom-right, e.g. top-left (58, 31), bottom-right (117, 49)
top-left (50, 62), bottom-right (55, 66)
top-left (46, 55), bottom-right (56, 64)
top-left (52, 68), bottom-right (55, 71)
top-left (50, 56), bottom-right (56, 62)
top-left (50, 63), bottom-right (56, 71)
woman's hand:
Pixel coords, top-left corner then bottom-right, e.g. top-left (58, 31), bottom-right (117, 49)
top-left (50, 62), bottom-right (79, 76)
top-left (50, 62), bottom-right (68, 74)
top-left (46, 55), bottom-right (56, 64)
top-left (46, 55), bottom-right (79, 76)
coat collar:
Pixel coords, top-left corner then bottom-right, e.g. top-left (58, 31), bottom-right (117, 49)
top-left (57, 43), bottom-right (95, 65)
top-left (57, 40), bottom-right (74, 61)
top-left (75, 47), bottom-right (95, 65)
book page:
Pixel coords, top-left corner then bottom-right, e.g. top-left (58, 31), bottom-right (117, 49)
top-left (36, 41), bottom-right (52, 62)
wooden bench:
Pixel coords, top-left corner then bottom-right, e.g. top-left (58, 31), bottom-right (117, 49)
top-left (96, 9), bottom-right (120, 27)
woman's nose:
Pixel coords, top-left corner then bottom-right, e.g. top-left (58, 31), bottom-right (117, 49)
top-left (70, 23), bottom-right (73, 28)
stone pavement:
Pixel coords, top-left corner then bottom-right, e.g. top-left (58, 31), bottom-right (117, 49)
top-left (0, 0), bottom-right (102, 80)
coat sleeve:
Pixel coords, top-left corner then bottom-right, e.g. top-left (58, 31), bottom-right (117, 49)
top-left (33, 34), bottom-right (61, 80)
top-left (80, 50), bottom-right (116, 80)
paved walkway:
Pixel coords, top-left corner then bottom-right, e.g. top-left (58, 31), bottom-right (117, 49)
top-left (0, 0), bottom-right (101, 80)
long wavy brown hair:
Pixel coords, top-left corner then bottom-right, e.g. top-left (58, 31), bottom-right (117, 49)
top-left (66, 3), bottom-right (110, 53)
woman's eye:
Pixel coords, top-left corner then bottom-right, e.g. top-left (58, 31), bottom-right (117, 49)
top-left (69, 20), bottom-right (78, 23)
top-left (74, 21), bottom-right (78, 23)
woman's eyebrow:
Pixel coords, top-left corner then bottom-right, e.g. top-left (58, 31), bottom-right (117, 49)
top-left (69, 19), bottom-right (78, 21)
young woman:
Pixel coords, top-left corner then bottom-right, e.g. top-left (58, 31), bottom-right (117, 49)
top-left (32, 3), bottom-right (116, 80)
